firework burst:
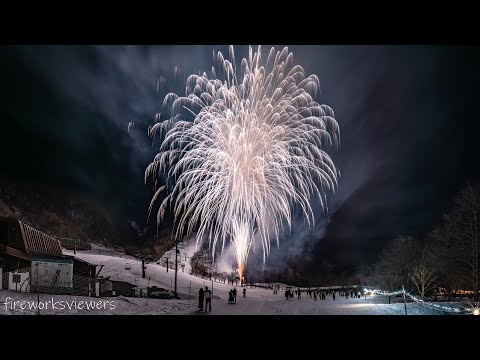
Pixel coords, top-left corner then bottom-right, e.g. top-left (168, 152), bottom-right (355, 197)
top-left (146, 46), bottom-right (340, 280)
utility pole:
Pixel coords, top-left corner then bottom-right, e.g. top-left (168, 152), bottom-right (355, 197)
top-left (166, 258), bottom-right (169, 272)
top-left (174, 240), bottom-right (179, 298)
top-left (142, 259), bottom-right (146, 279)
top-left (36, 262), bottom-right (40, 315)
top-left (146, 276), bottom-right (151, 306)
top-left (399, 237), bottom-right (407, 315)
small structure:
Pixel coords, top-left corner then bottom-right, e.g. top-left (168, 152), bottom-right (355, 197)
top-left (110, 279), bottom-right (135, 297)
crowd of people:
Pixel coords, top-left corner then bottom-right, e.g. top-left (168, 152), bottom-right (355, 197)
top-left (198, 285), bottom-right (248, 311)
top-left (197, 284), bottom-right (365, 312)
top-left (282, 288), bottom-right (364, 301)
top-left (197, 286), bottom-right (212, 312)
top-left (228, 287), bottom-right (246, 303)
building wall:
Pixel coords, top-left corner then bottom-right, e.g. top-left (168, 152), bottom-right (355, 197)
top-left (31, 258), bottom-right (74, 293)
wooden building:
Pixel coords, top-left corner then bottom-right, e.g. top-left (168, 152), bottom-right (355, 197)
top-left (0, 216), bottom-right (96, 295)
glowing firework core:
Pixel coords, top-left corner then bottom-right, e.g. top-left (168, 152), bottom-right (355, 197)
top-left (146, 46), bottom-right (340, 281)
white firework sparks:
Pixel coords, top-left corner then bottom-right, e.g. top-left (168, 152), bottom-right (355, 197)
top-left (145, 45), bottom-right (340, 280)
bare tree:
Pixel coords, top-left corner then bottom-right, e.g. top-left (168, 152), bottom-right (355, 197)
top-left (409, 265), bottom-right (436, 299)
top-left (371, 234), bottom-right (437, 302)
top-left (404, 234), bottom-right (438, 299)
top-left (443, 183), bottom-right (480, 302)
top-left (428, 225), bottom-right (462, 300)
top-left (371, 240), bottom-right (406, 303)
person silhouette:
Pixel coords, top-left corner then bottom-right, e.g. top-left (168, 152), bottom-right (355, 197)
top-left (233, 288), bottom-right (237, 303)
top-left (204, 286), bottom-right (212, 311)
top-left (198, 287), bottom-right (204, 311)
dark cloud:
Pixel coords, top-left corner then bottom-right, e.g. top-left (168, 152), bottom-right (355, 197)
top-left (1, 45), bottom-right (480, 280)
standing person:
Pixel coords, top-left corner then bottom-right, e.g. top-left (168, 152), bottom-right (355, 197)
top-left (198, 287), bottom-right (205, 311)
top-left (233, 287), bottom-right (237, 303)
top-left (204, 286), bottom-right (212, 312)
top-left (332, 291), bottom-right (336, 301)
top-left (243, 287), bottom-right (246, 297)
top-left (229, 289), bottom-right (234, 304)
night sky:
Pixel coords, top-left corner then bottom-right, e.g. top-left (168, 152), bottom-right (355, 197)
top-left (1, 45), bottom-right (480, 279)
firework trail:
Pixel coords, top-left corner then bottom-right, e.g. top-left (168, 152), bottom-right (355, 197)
top-left (145, 46), bottom-right (340, 280)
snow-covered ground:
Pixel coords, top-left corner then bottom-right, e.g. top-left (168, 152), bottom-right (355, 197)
top-left (0, 249), bottom-right (471, 315)
top-left (173, 291), bottom-right (461, 315)
top-left (159, 238), bottom-right (198, 275)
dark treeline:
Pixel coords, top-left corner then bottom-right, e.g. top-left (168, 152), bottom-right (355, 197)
top-left (368, 182), bottom-right (480, 302)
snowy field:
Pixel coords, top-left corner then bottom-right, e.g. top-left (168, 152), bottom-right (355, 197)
top-left (0, 250), bottom-right (468, 315)
top-left (1, 287), bottom-right (455, 315)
